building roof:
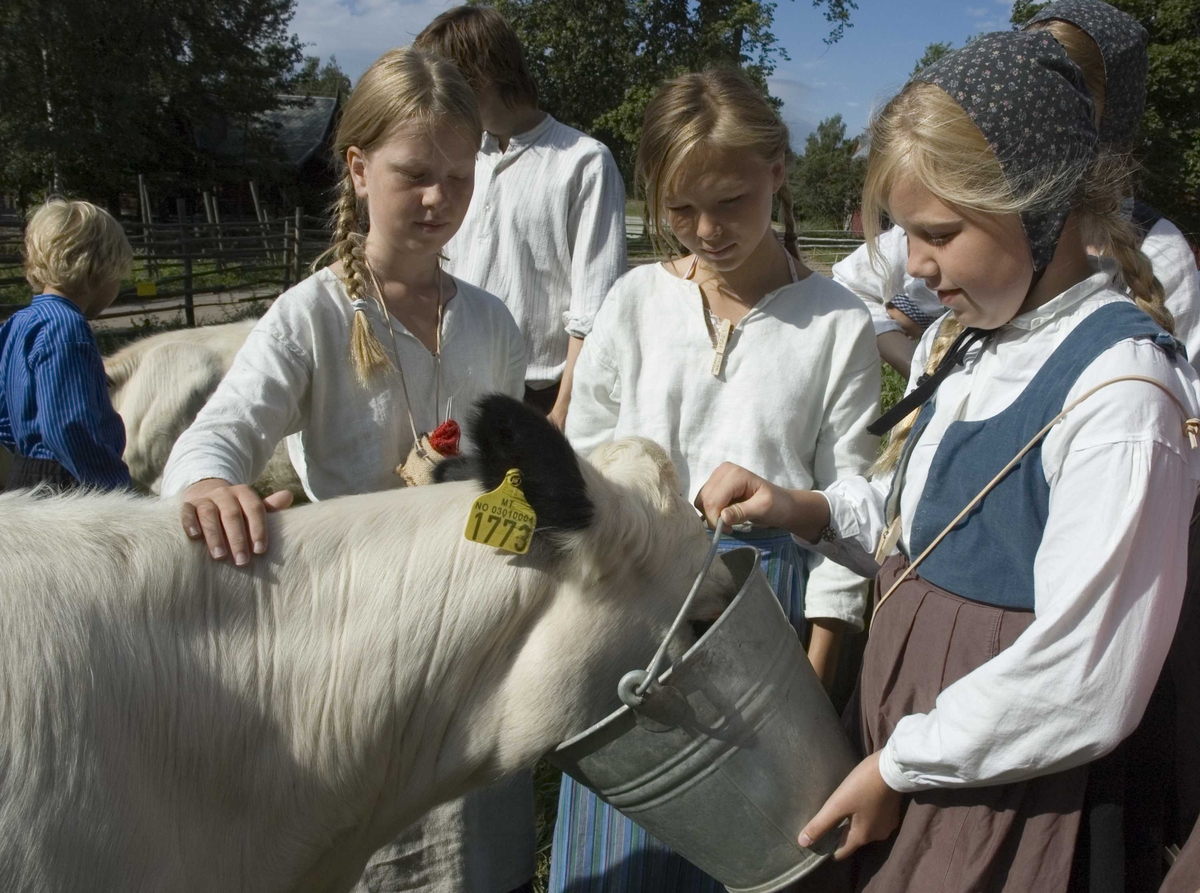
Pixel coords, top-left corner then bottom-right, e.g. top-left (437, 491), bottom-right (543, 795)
top-left (195, 94), bottom-right (339, 169)
top-left (264, 95), bottom-right (339, 167)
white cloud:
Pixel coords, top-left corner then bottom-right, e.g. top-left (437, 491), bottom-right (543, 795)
top-left (767, 73), bottom-right (824, 146)
top-left (966, 6), bottom-right (989, 16)
top-left (292, 0), bottom-right (457, 81)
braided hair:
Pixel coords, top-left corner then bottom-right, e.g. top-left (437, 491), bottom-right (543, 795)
top-left (319, 46), bottom-right (481, 385)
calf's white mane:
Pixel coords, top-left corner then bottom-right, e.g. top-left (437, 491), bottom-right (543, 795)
top-left (0, 432), bottom-right (732, 892)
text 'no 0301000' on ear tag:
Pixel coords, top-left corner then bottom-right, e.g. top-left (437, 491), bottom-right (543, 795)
top-left (464, 468), bottom-right (537, 554)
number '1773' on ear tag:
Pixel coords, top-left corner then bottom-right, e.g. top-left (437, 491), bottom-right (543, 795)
top-left (464, 469), bottom-right (537, 554)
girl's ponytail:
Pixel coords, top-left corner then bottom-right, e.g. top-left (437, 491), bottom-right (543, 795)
top-left (777, 179), bottom-right (800, 260)
top-left (332, 170), bottom-right (393, 385)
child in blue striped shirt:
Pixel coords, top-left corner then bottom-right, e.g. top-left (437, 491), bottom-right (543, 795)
top-left (0, 198), bottom-right (133, 491)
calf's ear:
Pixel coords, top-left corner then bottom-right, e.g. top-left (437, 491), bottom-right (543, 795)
top-left (433, 394), bottom-right (593, 532)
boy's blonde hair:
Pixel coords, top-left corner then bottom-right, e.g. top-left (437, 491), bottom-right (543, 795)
top-left (325, 46), bottom-right (482, 385)
top-left (865, 82), bottom-right (1170, 472)
top-left (636, 69), bottom-right (800, 260)
top-left (23, 199), bottom-right (133, 301)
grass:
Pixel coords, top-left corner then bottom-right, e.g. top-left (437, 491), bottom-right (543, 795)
top-left (881, 361), bottom-right (906, 414)
top-left (533, 759), bottom-right (561, 892)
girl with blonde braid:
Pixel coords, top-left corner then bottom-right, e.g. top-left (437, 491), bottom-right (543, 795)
top-left (163, 47), bottom-right (524, 544)
top-left (161, 46), bottom-right (529, 893)
top-left (696, 32), bottom-right (1200, 892)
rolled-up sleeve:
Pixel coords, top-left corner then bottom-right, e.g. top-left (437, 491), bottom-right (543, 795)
top-left (564, 150), bottom-right (627, 338)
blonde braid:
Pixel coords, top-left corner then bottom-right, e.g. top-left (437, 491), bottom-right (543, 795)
top-left (331, 170), bottom-right (392, 385)
top-left (1076, 155), bottom-right (1173, 333)
top-left (1097, 214), bottom-right (1173, 333)
top-left (873, 317), bottom-right (965, 474)
top-left (777, 179), bottom-right (801, 260)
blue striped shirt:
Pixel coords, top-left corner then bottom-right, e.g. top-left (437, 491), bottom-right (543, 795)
top-left (0, 295), bottom-right (130, 490)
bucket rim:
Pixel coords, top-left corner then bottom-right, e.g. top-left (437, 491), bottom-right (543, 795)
top-left (551, 546), bottom-right (764, 754)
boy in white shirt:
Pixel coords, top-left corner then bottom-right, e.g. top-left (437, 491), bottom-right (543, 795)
top-left (415, 6), bottom-right (627, 428)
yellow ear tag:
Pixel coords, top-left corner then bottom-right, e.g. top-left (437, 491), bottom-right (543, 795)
top-left (464, 469), bottom-right (537, 554)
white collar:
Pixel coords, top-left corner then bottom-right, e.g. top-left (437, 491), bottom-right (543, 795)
top-left (1005, 257), bottom-right (1121, 332)
top-left (481, 114), bottom-right (555, 155)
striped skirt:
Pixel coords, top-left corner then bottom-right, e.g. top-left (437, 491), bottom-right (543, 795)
top-left (548, 528), bottom-right (808, 893)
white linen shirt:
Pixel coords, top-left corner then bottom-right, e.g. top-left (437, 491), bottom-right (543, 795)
top-left (821, 260), bottom-right (1200, 793)
top-left (836, 222), bottom-right (1200, 374)
top-left (1142, 216), bottom-right (1200, 370)
top-left (161, 266), bottom-right (526, 500)
top-left (566, 262), bottom-right (881, 629)
top-left (443, 115), bottom-right (628, 388)
top-left (832, 227), bottom-right (944, 337)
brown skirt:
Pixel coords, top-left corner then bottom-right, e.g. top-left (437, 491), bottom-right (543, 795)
top-left (846, 555), bottom-right (1088, 893)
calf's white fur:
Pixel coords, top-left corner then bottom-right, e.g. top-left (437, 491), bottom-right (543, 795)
top-left (104, 320), bottom-right (300, 496)
top-left (0, 403), bottom-right (732, 893)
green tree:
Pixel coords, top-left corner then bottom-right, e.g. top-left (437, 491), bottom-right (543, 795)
top-left (1010, 0), bottom-right (1200, 235)
top-left (789, 114), bottom-right (866, 227)
top-left (289, 55), bottom-right (352, 98)
top-left (0, 0), bottom-right (303, 206)
top-left (480, 0), bottom-right (857, 178)
top-left (912, 40), bottom-right (954, 75)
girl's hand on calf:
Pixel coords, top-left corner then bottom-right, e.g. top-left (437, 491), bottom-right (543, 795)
top-left (798, 751), bottom-right (901, 860)
top-left (693, 463), bottom-right (830, 542)
top-left (181, 478), bottom-right (293, 565)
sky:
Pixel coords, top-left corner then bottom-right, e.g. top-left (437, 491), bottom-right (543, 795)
top-left (290, 0), bottom-right (1021, 149)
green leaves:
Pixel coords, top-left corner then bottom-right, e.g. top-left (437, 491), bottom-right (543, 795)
top-left (0, 0), bottom-right (303, 201)
top-left (790, 114), bottom-right (866, 228)
top-left (479, 0), bottom-right (857, 181)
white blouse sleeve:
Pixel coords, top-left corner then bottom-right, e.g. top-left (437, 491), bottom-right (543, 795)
top-left (832, 229), bottom-right (909, 337)
top-left (564, 314), bottom-right (621, 455)
top-left (565, 149), bottom-right (628, 338)
top-left (1142, 218), bottom-right (1200, 371)
top-left (161, 323), bottom-right (312, 496)
top-left (879, 359), bottom-right (1198, 792)
top-left (801, 311), bottom-right (882, 629)
top-left (818, 326), bottom-right (934, 568)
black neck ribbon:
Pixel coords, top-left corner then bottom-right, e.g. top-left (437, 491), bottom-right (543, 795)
top-left (868, 327), bottom-right (994, 436)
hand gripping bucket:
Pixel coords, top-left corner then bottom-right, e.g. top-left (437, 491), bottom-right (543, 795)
top-left (548, 524), bottom-right (858, 892)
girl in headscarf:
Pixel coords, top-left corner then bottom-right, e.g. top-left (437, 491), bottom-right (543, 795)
top-left (839, 0), bottom-right (1200, 382)
top-left (696, 30), bottom-right (1200, 893)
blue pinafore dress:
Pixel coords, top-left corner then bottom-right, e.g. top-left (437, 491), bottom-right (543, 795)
top-left (850, 301), bottom-right (1186, 893)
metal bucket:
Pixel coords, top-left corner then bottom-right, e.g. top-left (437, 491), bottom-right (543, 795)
top-left (549, 545), bottom-right (858, 892)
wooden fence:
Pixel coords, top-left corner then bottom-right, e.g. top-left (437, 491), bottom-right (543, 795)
top-left (0, 215), bottom-right (863, 325)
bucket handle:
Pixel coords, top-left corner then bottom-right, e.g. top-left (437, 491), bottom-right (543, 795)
top-left (619, 517), bottom-right (726, 709)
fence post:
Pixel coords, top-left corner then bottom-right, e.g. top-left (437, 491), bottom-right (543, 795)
top-left (292, 207), bottom-right (303, 287)
top-left (181, 227), bottom-right (195, 327)
top-left (282, 218), bottom-right (292, 292)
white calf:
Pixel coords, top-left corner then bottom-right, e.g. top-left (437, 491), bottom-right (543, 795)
top-left (0, 395), bottom-right (733, 893)
top-left (105, 320), bottom-right (300, 496)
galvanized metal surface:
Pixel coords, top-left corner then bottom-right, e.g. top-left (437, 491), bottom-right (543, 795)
top-left (549, 547), bottom-right (857, 893)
